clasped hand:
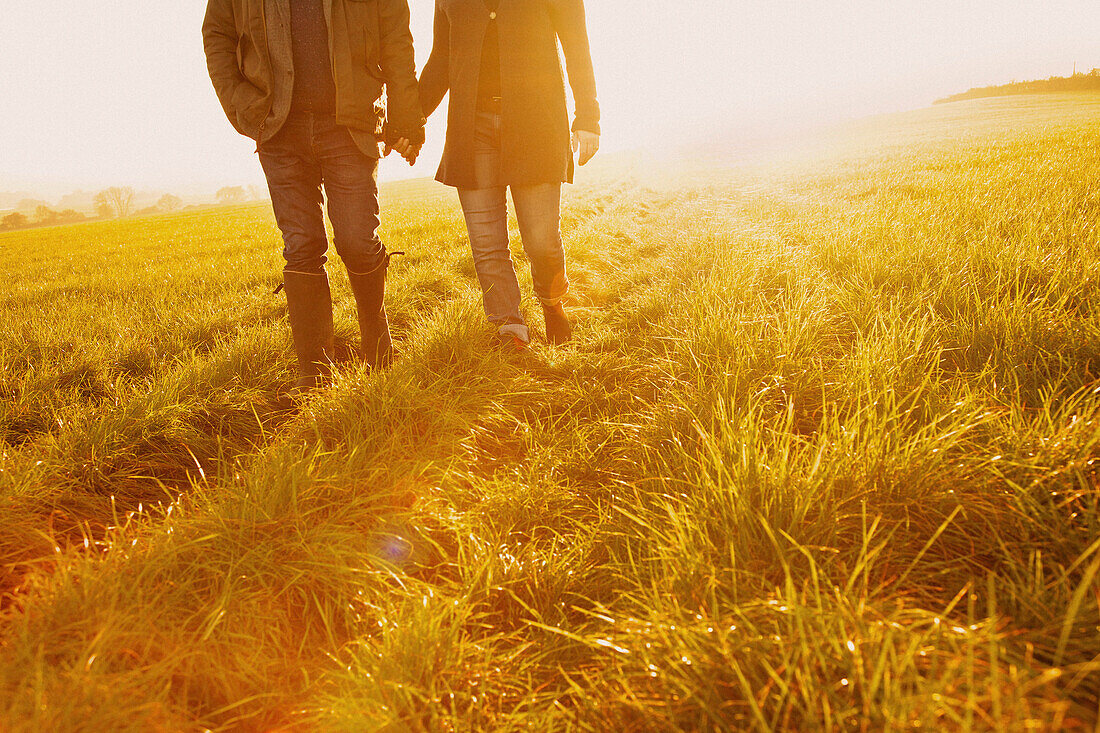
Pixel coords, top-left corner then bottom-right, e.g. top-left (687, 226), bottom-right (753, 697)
top-left (385, 138), bottom-right (421, 165)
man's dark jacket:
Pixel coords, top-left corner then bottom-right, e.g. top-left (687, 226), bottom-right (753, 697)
top-left (419, 0), bottom-right (599, 188)
top-left (203, 0), bottom-right (425, 155)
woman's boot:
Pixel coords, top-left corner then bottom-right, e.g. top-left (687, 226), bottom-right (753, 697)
top-left (347, 258), bottom-right (393, 369)
top-left (542, 301), bottom-right (572, 345)
top-left (282, 270), bottom-right (336, 389)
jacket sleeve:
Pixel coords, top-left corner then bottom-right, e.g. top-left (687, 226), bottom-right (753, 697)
top-left (549, 0), bottom-right (600, 135)
top-left (378, 0), bottom-right (426, 146)
top-left (202, 0), bottom-right (249, 136)
top-left (418, 1), bottom-right (450, 120)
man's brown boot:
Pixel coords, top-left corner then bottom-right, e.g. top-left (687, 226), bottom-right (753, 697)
top-left (282, 270), bottom-right (336, 390)
top-left (348, 258), bottom-right (393, 370)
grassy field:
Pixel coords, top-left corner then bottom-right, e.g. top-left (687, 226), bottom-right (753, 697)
top-left (1, 93), bottom-right (1099, 730)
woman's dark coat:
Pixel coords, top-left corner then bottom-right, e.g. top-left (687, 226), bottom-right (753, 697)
top-left (419, 0), bottom-right (600, 189)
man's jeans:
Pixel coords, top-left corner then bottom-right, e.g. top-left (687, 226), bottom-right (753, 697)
top-left (259, 111), bottom-right (385, 275)
top-left (457, 112), bottom-right (568, 341)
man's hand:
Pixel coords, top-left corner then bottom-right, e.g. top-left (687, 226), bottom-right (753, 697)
top-left (385, 137), bottom-right (421, 165)
top-left (572, 130), bottom-right (600, 166)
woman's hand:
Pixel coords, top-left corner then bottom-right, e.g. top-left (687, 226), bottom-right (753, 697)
top-left (572, 131), bottom-right (600, 166)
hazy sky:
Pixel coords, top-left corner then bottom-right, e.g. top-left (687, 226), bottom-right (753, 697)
top-left (1, 1), bottom-right (1098, 193)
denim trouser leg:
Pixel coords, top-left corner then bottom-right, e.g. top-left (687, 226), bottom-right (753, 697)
top-left (512, 183), bottom-right (568, 306)
top-left (318, 121), bottom-right (385, 275)
top-left (457, 112), bottom-right (568, 338)
top-left (259, 112), bottom-right (384, 275)
top-left (457, 185), bottom-right (526, 331)
top-left (259, 116), bottom-right (327, 274)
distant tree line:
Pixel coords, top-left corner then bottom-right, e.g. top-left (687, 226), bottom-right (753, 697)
top-left (1, 207), bottom-right (86, 231)
top-left (1, 184), bottom-right (267, 232)
top-left (936, 69), bottom-right (1100, 104)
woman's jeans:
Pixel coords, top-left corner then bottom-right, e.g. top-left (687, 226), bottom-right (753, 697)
top-left (258, 110), bottom-right (385, 276)
top-left (457, 112), bottom-right (568, 340)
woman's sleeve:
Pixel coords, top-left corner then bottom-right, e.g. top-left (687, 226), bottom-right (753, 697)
top-left (418, 1), bottom-right (451, 119)
top-left (549, 0), bottom-right (600, 135)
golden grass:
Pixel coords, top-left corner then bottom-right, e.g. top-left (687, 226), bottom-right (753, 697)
top-left (1, 94), bottom-right (1098, 730)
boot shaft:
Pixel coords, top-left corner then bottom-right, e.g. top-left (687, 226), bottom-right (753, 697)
top-left (282, 270), bottom-right (336, 385)
top-left (347, 260), bottom-right (392, 369)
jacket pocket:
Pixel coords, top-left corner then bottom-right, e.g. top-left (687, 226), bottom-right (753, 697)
top-left (231, 81), bottom-right (268, 138)
top-left (236, 34), bottom-right (268, 89)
